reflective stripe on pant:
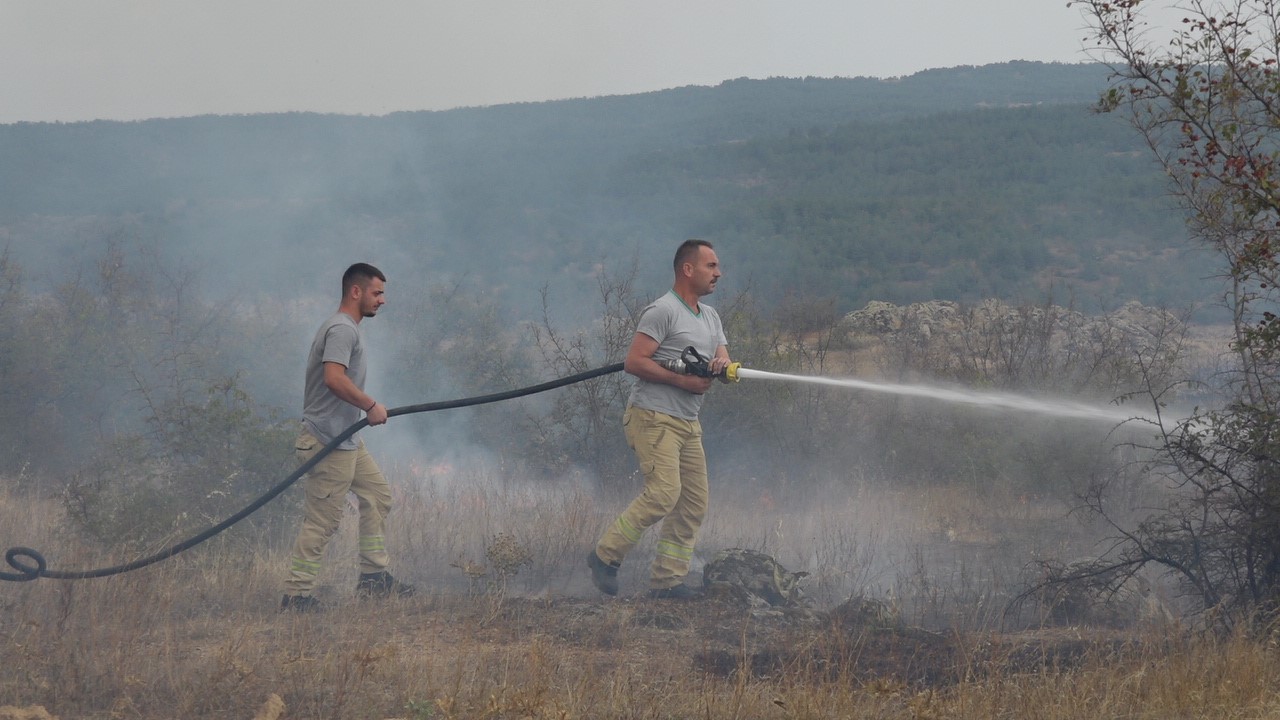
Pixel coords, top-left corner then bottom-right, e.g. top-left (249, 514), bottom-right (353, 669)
top-left (595, 405), bottom-right (708, 590)
top-left (284, 430), bottom-right (392, 595)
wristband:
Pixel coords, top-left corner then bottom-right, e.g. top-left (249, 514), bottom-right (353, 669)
top-left (365, 399), bottom-right (377, 412)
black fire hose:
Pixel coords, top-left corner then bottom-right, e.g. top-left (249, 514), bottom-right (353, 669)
top-left (1, 362), bottom-right (625, 582)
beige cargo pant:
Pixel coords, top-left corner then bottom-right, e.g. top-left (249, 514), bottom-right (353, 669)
top-left (283, 429), bottom-right (392, 596)
top-left (595, 405), bottom-right (709, 590)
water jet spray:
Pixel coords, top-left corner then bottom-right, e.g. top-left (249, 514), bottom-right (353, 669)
top-left (665, 346), bottom-right (1152, 424)
top-left (733, 367), bottom-right (1153, 424)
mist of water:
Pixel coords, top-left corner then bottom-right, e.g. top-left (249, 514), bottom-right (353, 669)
top-left (734, 367), bottom-right (1156, 424)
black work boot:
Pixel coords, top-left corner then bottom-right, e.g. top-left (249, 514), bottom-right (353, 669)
top-left (586, 551), bottom-right (619, 596)
top-left (648, 584), bottom-right (701, 601)
top-left (356, 570), bottom-right (416, 599)
top-left (280, 594), bottom-right (322, 612)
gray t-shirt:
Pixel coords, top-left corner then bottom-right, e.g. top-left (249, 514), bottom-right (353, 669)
top-left (628, 290), bottom-right (728, 421)
top-left (302, 312), bottom-right (367, 449)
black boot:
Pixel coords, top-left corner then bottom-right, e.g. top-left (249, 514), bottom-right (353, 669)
top-left (355, 570), bottom-right (416, 598)
top-left (587, 551), bottom-right (619, 596)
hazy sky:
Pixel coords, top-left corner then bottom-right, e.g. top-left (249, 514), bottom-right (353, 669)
top-left (0, 1), bottom-right (1185, 124)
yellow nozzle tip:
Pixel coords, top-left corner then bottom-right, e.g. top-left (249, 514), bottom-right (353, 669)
top-left (725, 362), bottom-right (741, 382)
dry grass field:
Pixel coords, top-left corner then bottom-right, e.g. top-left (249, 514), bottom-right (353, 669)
top-left (5, 467), bottom-right (1280, 720)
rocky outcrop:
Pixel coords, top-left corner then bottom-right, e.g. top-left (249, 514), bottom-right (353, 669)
top-left (843, 299), bottom-right (1180, 354)
top-left (840, 299), bottom-right (1187, 390)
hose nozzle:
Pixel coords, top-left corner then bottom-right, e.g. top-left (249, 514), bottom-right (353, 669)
top-left (659, 347), bottom-right (741, 382)
top-left (723, 362), bottom-right (741, 383)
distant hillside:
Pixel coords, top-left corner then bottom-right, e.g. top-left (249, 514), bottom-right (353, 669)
top-left (0, 62), bottom-right (1216, 318)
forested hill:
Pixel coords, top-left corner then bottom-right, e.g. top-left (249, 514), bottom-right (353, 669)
top-left (0, 61), bottom-right (1212, 318)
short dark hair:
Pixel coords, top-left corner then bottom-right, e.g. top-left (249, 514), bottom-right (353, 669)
top-left (342, 263), bottom-right (386, 295)
top-left (673, 239), bottom-right (713, 273)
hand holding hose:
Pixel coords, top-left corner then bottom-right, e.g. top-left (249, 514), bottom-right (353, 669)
top-left (365, 400), bottom-right (389, 426)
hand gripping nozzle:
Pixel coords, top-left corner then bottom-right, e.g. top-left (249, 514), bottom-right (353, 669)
top-left (658, 346), bottom-right (741, 382)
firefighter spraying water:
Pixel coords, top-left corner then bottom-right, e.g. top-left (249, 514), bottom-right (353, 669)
top-left (587, 239), bottom-right (733, 601)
